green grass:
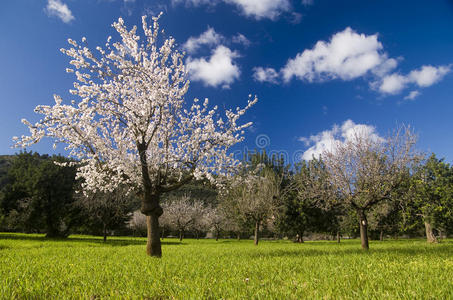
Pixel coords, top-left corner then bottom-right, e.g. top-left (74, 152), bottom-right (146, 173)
top-left (0, 233), bottom-right (452, 299)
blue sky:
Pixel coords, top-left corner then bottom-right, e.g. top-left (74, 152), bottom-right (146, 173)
top-left (1, 0), bottom-right (453, 163)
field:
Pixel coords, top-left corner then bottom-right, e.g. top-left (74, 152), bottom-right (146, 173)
top-left (0, 233), bottom-right (452, 299)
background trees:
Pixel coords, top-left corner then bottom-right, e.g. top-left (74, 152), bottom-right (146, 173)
top-left (160, 194), bottom-right (206, 241)
top-left (0, 152), bottom-right (79, 237)
top-left (220, 152), bottom-right (282, 245)
top-left (406, 154), bottom-right (453, 242)
top-left (77, 187), bottom-right (137, 242)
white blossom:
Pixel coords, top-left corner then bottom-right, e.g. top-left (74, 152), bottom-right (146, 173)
top-left (15, 14), bottom-right (257, 197)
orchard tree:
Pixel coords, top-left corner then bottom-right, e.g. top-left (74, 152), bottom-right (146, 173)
top-left (77, 186), bottom-right (136, 242)
top-left (203, 206), bottom-right (227, 241)
top-left (128, 210), bottom-right (147, 237)
top-left (160, 194), bottom-right (204, 241)
top-left (409, 154), bottom-right (453, 242)
top-left (15, 14), bottom-right (256, 256)
top-left (222, 166), bottom-right (280, 245)
top-left (322, 126), bottom-right (418, 250)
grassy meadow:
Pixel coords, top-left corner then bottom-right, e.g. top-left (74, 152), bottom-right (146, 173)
top-left (0, 233), bottom-right (452, 299)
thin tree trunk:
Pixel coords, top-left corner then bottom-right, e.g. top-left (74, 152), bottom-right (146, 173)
top-left (254, 220), bottom-right (260, 246)
top-left (179, 230), bottom-right (183, 242)
top-left (337, 231), bottom-right (341, 243)
top-left (161, 227), bottom-right (165, 240)
top-left (379, 229), bottom-right (384, 241)
top-left (103, 223), bottom-right (107, 243)
top-left (146, 214), bottom-right (162, 257)
top-left (237, 232), bottom-right (240, 240)
top-left (358, 209), bottom-right (369, 250)
top-left (216, 231), bottom-right (219, 241)
top-left (296, 232), bottom-right (304, 243)
top-left (424, 221), bottom-right (438, 243)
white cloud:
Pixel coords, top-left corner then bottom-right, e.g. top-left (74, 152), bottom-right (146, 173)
top-left (232, 33), bottom-right (251, 47)
top-left (183, 27), bottom-right (224, 54)
top-left (378, 73), bottom-right (408, 94)
top-left (378, 64), bottom-right (451, 95)
top-left (187, 46), bottom-right (240, 88)
top-left (45, 0), bottom-right (75, 23)
top-left (408, 65), bottom-right (451, 87)
top-left (173, 0), bottom-right (291, 20)
top-left (253, 67), bottom-right (279, 84)
top-left (225, 0), bottom-right (291, 20)
top-left (282, 27), bottom-right (395, 82)
top-left (404, 90), bottom-right (421, 101)
top-left (299, 120), bottom-right (384, 160)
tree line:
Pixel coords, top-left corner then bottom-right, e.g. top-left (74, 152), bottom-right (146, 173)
top-left (2, 131), bottom-right (452, 249)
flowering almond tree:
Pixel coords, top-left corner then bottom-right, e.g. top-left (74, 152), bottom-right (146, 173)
top-left (14, 14), bottom-right (257, 257)
top-left (322, 126), bottom-right (418, 250)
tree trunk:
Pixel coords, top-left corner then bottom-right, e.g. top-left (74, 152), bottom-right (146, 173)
top-left (358, 209), bottom-right (369, 250)
top-left (337, 231), bottom-right (341, 243)
top-left (424, 221), bottom-right (438, 243)
top-left (254, 220), bottom-right (260, 246)
top-left (216, 231), bottom-right (219, 241)
top-left (296, 232), bottom-right (304, 243)
top-left (139, 145), bottom-right (163, 257)
top-left (103, 224), bottom-right (107, 243)
top-left (146, 214), bottom-right (162, 257)
top-left (161, 227), bottom-right (165, 240)
top-left (379, 229), bottom-right (384, 241)
top-left (179, 230), bottom-right (183, 242)
top-left (237, 232), bottom-right (240, 240)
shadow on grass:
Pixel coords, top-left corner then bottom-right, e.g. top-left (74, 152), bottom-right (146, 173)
top-left (0, 233), bottom-right (183, 247)
top-left (245, 243), bottom-right (453, 259)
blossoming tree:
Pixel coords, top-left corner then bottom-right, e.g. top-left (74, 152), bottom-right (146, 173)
top-left (14, 14), bottom-right (257, 257)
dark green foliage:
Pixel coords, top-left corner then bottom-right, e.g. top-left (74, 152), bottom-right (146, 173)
top-left (405, 154), bottom-right (453, 236)
top-left (0, 151), bottom-right (79, 237)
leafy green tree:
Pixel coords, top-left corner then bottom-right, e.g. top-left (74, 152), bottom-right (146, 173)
top-left (408, 154), bottom-right (453, 242)
top-left (77, 187), bottom-right (138, 242)
top-left (0, 152), bottom-right (79, 237)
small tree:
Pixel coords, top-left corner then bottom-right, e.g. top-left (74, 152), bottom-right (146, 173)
top-left (222, 166), bottom-right (280, 245)
top-left (161, 194), bottom-right (205, 241)
top-left (203, 206), bottom-right (227, 241)
top-left (322, 126), bottom-right (418, 250)
top-left (128, 210), bottom-right (147, 237)
top-left (77, 186), bottom-right (136, 242)
top-left (15, 14), bottom-right (256, 257)
top-left (409, 154), bottom-right (453, 242)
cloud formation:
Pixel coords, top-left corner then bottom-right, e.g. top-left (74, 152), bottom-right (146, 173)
top-left (232, 33), bottom-right (251, 47)
top-left (252, 67), bottom-right (279, 83)
top-left (173, 0), bottom-right (291, 20)
top-left (404, 90), bottom-right (421, 101)
top-left (282, 27), bottom-right (394, 82)
top-left (253, 27), bottom-right (450, 99)
top-left (186, 46), bottom-right (240, 88)
top-left (183, 27), bottom-right (224, 54)
top-left (299, 120), bottom-right (383, 160)
top-left (45, 0), bottom-right (75, 23)
top-left (377, 65), bottom-right (451, 94)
